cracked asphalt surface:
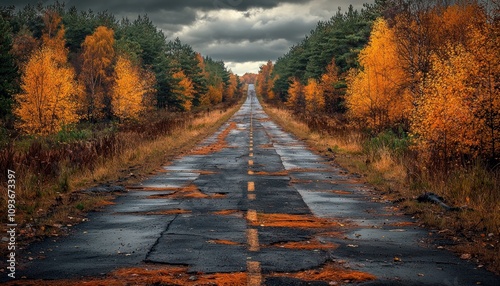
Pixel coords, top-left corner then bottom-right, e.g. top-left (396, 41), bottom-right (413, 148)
top-left (10, 85), bottom-right (500, 285)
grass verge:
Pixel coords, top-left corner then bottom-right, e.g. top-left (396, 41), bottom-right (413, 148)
top-left (0, 101), bottom-right (243, 256)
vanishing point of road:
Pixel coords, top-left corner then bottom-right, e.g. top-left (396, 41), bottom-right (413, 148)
top-left (8, 85), bottom-right (499, 285)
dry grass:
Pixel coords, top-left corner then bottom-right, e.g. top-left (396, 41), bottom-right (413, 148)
top-left (262, 101), bottom-right (500, 274)
top-left (0, 102), bottom-right (243, 256)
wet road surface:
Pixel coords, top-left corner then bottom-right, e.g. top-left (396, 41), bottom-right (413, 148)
top-left (11, 85), bottom-right (500, 285)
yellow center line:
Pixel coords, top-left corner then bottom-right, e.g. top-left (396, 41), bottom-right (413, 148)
top-left (248, 170), bottom-right (254, 175)
top-left (247, 261), bottom-right (262, 286)
top-left (248, 160), bottom-right (253, 166)
top-left (248, 193), bottom-right (256, 200)
top-left (248, 181), bottom-right (255, 192)
top-left (247, 209), bottom-right (257, 222)
top-left (247, 228), bottom-right (260, 252)
top-left (249, 152), bottom-right (253, 157)
top-left (249, 147), bottom-right (253, 151)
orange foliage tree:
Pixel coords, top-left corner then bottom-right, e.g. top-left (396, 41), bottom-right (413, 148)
top-left (172, 69), bottom-right (196, 111)
top-left (14, 46), bottom-right (80, 135)
top-left (206, 83), bottom-right (223, 105)
top-left (80, 26), bottom-right (115, 120)
top-left (304, 78), bottom-right (324, 113)
top-left (286, 78), bottom-right (305, 113)
top-left (411, 45), bottom-right (479, 162)
top-left (226, 73), bottom-right (239, 102)
top-left (346, 18), bottom-right (411, 130)
top-left (321, 58), bottom-right (341, 114)
top-left (256, 61), bottom-right (275, 100)
top-left (41, 10), bottom-right (67, 64)
top-left (111, 55), bottom-right (155, 121)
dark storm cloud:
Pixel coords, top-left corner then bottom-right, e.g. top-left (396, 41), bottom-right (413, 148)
top-left (182, 16), bottom-right (316, 45)
top-left (200, 39), bottom-right (290, 62)
top-left (2, 0), bottom-right (311, 13)
top-left (3, 0), bottom-right (373, 74)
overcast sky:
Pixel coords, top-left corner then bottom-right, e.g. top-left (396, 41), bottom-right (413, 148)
top-left (4, 0), bottom-right (371, 75)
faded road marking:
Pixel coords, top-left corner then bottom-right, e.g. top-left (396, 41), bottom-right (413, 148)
top-left (248, 181), bottom-right (255, 192)
top-left (247, 260), bottom-right (262, 286)
top-left (247, 228), bottom-right (260, 252)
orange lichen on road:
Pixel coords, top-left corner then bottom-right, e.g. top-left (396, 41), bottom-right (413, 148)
top-left (273, 239), bottom-right (339, 250)
top-left (207, 239), bottom-right (242, 245)
top-left (9, 266), bottom-right (248, 286)
top-left (251, 213), bottom-right (341, 228)
top-left (269, 263), bottom-right (376, 283)
top-left (212, 209), bottom-right (241, 216)
top-left (146, 209), bottom-right (192, 215)
top-left (253, 170), bottom-right (289, 176)
top-left (191, 122), bottom-right (237, 155)
top-left (146, 184), bottom-right (226, 199)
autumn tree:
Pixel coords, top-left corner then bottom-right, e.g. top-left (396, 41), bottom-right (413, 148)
top-left (41, 10), bottom-right (67, 64)
top-left (411, 45), bottom-right (479, 164)
top-left (286, 78), bottom-right (305, 113)
top-left (346, 18), bottom-right (411, 130)
top-left (111, 55), bottom-right (155, 120)
top-left (256, 61), bottom-right (274, 101)
top-left (226, 73), bottom-right (239, 102)
top-left (172, 69), bottom-right (195, 111)
top-left (304, 78), bottom-right (324, 113)
top-left (14, 47), bottom-right (80, 135)
top-left (320, 58), bottom-right (342, 114)
top-left (80, 26), bottom-right (115, 120)
top-left (465, 6), bottom-right (500, 162)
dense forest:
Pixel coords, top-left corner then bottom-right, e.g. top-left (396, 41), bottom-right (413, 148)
top-left (257, 0), bottom-right (499, 168)
top-left (257, 0), bottom-right (500, 269)
top-left (0, 2), bottom-right (243, 136)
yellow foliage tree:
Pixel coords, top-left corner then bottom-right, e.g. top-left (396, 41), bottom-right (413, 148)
top-left (172, 70), bottom-right (195, 111)
top-left (346, 18), bottom-right (411, 130)
top-left (80, 26), bottom-right (115, 120)
top-left (411, 45), bottom-right (480, 162)
top-left (111, 55), bottom-right (155, 120)
top-left (304, 78), bottom-right (324, 113)
top-left (14, 47), bottom-right (80, 135)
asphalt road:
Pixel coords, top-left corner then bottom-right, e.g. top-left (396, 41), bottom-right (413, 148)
top-left (8, 85), bottom-right (499, 285)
